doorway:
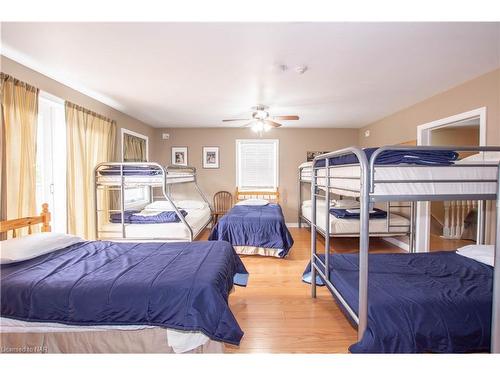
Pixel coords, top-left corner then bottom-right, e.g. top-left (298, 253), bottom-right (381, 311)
top-left (416, 107), bottom-right (486, 252)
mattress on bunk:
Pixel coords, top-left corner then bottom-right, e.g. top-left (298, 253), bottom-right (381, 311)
top-left (1, 240), bottom-right (248, 347)
top-left (313, 148), bottom-right (459, 167)
top-left (301, 201), bottom-right (409, 235)
top-left (299, 163), bottom-right (498, 198)
top-left (99, 206), bottom-right (211, 240)
top-left (208, 204), bottom-right (294, 258)
top-left (98, 166), bottom-right (163, 176)
top-left (302, 251), bottom-right (493, 353)
top-left (109, 209), bottom-right (188, 224)
top-left (96, 172), bottom-right (194, 186)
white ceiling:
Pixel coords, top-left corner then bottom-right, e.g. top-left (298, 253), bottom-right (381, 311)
top-left (1, 22), bottom-right (499, 128)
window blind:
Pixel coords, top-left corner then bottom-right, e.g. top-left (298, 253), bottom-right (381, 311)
top-left (236, 139), bottom-right (278, 190)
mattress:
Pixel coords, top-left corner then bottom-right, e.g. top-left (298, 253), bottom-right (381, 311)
top-left (0, 317), bottom-right (212, 353)
top-left (301, 200), bottom-right (409, 235)
top-left (99, 205), bottom-right (211, 240)
top-left (299, 161), bottom-right (498, 198)
top-left (96, 172), bottom-right (194, 186)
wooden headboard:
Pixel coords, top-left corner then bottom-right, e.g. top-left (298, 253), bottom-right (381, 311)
top-left (0, 203), bottom-right (51, 238)
top-left (235, 188), bottom-right (280, 203)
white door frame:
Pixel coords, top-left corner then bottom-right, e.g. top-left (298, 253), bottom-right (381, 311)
top-left (121, 128), bottom-right (149, 162)
top-left (415, 107), bottom-right (487, 252)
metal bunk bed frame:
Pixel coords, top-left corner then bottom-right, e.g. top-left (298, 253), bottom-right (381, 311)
top-left (298, 162), bottom-right (416, 251)
top-left (94, 162), bottom-right (212, 242)
top-left (310, 145), bottom-right (500, 353)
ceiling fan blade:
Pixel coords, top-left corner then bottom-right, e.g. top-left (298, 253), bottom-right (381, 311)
top-left (272, 115), bottom-right (299, 121)
top-left (222, 118), bottom-right (251, 122)
top-left (265, 120), bottom-right (282, 128)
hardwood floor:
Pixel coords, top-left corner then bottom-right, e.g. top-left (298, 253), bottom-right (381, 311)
top-left (198, 227), bottom-right (406, 353)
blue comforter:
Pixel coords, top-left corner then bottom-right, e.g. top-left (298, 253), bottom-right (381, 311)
top-left (314, 147), bottom-right (459, 167)
top-left (99, 165), bottom-right (162, 176)
top-left (329, 208), bottom-right (387, 219)
top-left (1, 240), bottom-right (248, 345)
top-left (208, 204), bottom-right (294, 257)
top-left (109, 210), bottom-right (188, 223)
top-left (302, 251), bottom-right (492, 353)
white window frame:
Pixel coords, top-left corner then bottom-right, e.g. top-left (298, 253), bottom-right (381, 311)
top-left (235, 139), bottom-right (279, 191)
top-left (121, 128), bottom-right (149, 162)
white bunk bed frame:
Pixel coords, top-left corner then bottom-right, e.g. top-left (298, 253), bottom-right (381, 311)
top-left (298, 163), bottom-right (415, 251)
top-left (94, 162), bottom-right (212, 241)
top-left (310, 145), bottom-right (500, 353)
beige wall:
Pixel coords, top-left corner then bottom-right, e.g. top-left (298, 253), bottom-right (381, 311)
top-left (358, 68), bottom-right (500, 147)
top-left (0, 56), bottom-right (155, 160)
top-left (151, 128), bottom-right (359, 221)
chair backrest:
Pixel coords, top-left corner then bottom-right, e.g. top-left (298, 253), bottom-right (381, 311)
top-left (213, 191), bottom-right (233, 213)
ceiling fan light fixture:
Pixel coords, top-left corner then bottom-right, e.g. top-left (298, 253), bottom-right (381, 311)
top-left (251, 120), bottom-right (265, 133)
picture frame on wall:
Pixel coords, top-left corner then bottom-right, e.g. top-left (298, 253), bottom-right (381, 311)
top-left (202, 146), bottom-right (220, 169)
top-left (306, 151), bottom-right (329, 162)
top-left (171, 146), bottom-right (188, 166)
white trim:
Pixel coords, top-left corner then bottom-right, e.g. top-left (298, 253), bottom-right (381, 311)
top-left (121, 128), bottom-right (149, 162)
top-left (381, 237), bottom-right (409, 252)
top-left (235, 138), bottom-right (279, 190)
top-left (286, 222), bottom-right (299, 228)
top-left (39, 90), bottom-right (65, 105)
top-left (416, 107), bottom-right (486, 252)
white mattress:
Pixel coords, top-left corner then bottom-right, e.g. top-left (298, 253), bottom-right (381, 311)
top-left (0, 317), bottom-right (209, 354)
top-left (96, 173), bottom-right (194, 187)
top-left (99, 206), bottom-right (211, 241)
top-left (301, 200), bottom-right (410, 235)
top-left (299, 161), bottom-right (498, 198)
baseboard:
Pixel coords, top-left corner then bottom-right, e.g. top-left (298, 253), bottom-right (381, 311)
top-left (382, 237), bottom-right (409, 252)
top-left (286, 222), bottom-right (299, 228)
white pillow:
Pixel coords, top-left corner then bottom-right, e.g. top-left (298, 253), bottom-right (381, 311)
top-left (144, 200), bottom-right (175, 211)
top-left (332, 199), bottom-right (360, 209)
top-left (0, 232), bottom-right (83, 264)
top-left (235, 199), bottom-right (269, 206)
top-left (175, 200), bottom-right (206, 210)
top-left (456, 244), bottom-right (495, 267)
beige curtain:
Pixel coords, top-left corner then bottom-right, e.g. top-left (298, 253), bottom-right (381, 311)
top-left (66, 102), bottom-right (116, 239)
top-left (123, 133), bottom-right (146, 162)
top-left (0, 73), bottom-right (39, 234)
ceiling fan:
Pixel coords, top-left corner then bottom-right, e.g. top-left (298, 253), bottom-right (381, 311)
top-left (223, 105), bottom-right (299, 133)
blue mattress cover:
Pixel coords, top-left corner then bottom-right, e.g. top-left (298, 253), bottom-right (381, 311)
top-left (330, 208), bottom-right (387, 219)
top-left (99, 165), bottom-right (162, 176)
top-left (302, 251), bottom-right (492, 353)
top-left (314, 147), bottom-right (459, 167)
top-left (208, 204), bottom-right (294, 257)
top-left (1, 240), bottom-right (248, 345)
top-left (109, 210), bottom-right (188, 223)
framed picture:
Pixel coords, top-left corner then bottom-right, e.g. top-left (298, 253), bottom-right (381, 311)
top-left (171, 146), bottom-right (188, 166)
top-left (203, 146), bottom-right (220, 169)
top-left (307, 151), bottom-right (329, 162)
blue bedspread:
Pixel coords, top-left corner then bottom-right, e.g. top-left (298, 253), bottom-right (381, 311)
top-left (329, 208), bottom-right (387, 219)
top-left (314, 147), bottom-right (459, 167)
top-left (302, 252), bottom-right (492, 353)
top-left (99, 165), bottom-right (162, 176)
top-left (109, 210), bottom-right (188, 223)
top-left (208, 204), bottom-right (294, 257)
top-left (1, 240), bottom-right (248, 345)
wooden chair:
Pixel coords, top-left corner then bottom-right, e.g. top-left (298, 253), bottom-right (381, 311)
top-left (213, 191), bottom-right (233, 225)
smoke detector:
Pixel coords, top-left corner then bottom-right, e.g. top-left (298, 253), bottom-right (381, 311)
top-left (295, 65), bottom-right (308, 74)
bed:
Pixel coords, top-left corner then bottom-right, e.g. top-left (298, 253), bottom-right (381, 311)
top-left (302, 247), bottom-right (494, 353)
top-left (300, 199), bottom-right (410, 236)
top-left (208, 189), bottom-right (294, 258)
top-left (94, 162), bottom-right (212, 241)
top-left (99, 200), bottom-right (212, 242)
top-left (307, 146), bottom-right (500, 353)
top-left (0, 206), bottom-right (248, 353)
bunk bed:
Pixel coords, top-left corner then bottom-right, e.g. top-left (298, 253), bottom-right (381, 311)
top-left (0, 205), bottom-right (249, 353)
top-left (94, 162), bottom-right (212, 241)
top-left (303, 146), bottom-right (500, 353)
top-left (208, 189), bottom-right (294, 258)
top-left (299, 161), bottom-right (414, 250)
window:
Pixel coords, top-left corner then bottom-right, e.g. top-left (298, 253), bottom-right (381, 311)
top-left (36, 92), bottom-right (66, 233)
top-left (236, 139), bottom-right (279, 191)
